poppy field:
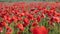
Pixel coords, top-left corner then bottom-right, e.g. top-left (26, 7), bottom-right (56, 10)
top-left (0, 2), bottom-right (60, 34)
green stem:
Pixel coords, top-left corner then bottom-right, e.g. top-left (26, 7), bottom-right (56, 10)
top-left (58, 23), bottom-right (59, 34)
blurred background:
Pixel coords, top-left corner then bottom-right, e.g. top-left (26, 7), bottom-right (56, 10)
top-left (0, 0), bottom-right (60, 2)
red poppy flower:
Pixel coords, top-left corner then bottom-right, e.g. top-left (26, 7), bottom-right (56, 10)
top-left (41, 13), bottom-right (46, 18)
top-left (37, 16), bottom-right (41, 22)
top-left (6, 26), bottom-right (12, 32)
top-left (0, 27), bottom-right (3, 32)
top-left (16, 23), bottom-right (24, 31)
top-left (12, 16), bottom-right (18, 23)
top-left (52, 17), bottom-right (60, 23)
top-left (27, 14), bottom-right (33, 20)
top-left (0, 21), bottom-right (8, 27)
top-left (32, 22), bottom-right (39, 27)
top-left (31, 26), bottom-right (48, 34)
top-left (23, 18), bottom-right (30, 27)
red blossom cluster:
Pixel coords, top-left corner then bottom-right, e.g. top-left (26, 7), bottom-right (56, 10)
top-left (0, 2), bottom-right (60, 34)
